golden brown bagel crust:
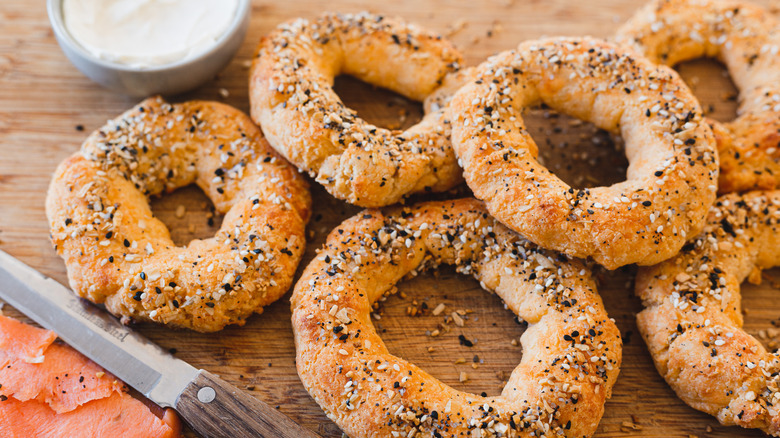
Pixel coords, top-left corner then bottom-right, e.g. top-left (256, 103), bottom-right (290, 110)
top-left (616, 0), bottom-right (780, 193)
top-left (291, 199), bottom-right (621, 437)
top-left (46, 97), bottom-right (311, 332)
top-left (450, 37), bottom-right (719, 269)
top-left (636, 191), bottom-right (780, 435)
top-left (249, 12), bottom-right (465, 207)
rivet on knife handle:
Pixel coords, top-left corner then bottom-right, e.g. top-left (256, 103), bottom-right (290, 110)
top-left (176, 369), bottom-right (321, 438)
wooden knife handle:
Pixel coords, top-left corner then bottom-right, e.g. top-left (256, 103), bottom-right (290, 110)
top-left (176, 369), bottom-right (320, 438)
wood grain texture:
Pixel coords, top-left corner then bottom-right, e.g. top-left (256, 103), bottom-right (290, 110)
top-left (176, 370), bottom-right (321, 438)
top-left (1, 1), bottom-right (779, 437)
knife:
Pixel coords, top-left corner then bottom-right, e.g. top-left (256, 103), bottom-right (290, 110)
top-left (0, 250), bottom-right (320, 438)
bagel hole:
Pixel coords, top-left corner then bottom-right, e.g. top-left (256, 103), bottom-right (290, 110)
top-left (674, 59), bottom-right (739, 124)
top-left (148, 185), bottom-right (224, 247)
top-left (523, 105), bottom-right (629, 189)
top-left (372, 266), bottom-right (526, 397)
top-left (739, 269), bottom-right (780, 351)
top-left (332, 75), bottom-right (424, 131)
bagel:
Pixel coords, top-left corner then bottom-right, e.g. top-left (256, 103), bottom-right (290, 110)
top-left (46, 97), bottom-right (311, 332)
top-left (449, 37), bottom-right (719, 269)
top-left (615, 0), bottom-right (780, 193)
top-left (249, 11), bottom-right (465, 207)
top-left (291, 198), bottom-right (622, 437)
top-left (635, 190), bottom-right (780, 434)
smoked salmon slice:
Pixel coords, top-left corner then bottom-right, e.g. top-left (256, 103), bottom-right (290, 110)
top-left (0, 314), bottom-right (181, 437)
top-left (1, 343), bottom-right (124, 413)
top-left (0, 313), bottom-right (57, 367)
top-left (0, 393), bottom-right (181, 438)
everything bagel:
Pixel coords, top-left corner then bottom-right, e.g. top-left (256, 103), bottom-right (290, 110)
top-left (250, 12), bottom-right (465, 207)
top-left (291, 198), bottom-right (621, 437)
top-left (635, 191), bottom-right (780, 434)
top-left (616, 0), bottom-right (780, 193)
top-left (46, 97), bottom-right (311, 332)
top-left (450, 37), bottom-right (719, 269)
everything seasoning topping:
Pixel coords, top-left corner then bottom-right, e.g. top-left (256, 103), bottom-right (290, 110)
top-left (450, 36), bottom-right (719, 269)
top-left (47, 96), bottom-right (310, 332)
top-left (293, 199), bottom-right (621, 437)
top-left (654, 193), bottom-right (779, 317)
top-left (252, 11), bottom-right (465, 206)
top-left (616, 0), bottom-right (780, 193)
top-left (637, 190), bottom-right (780, 431)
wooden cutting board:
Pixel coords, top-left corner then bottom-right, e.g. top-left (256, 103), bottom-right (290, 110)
top-left (1, 1), bottom-right (779, 436)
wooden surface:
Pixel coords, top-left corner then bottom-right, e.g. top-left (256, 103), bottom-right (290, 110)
top-left (1, 1), bottom-right (779, 437)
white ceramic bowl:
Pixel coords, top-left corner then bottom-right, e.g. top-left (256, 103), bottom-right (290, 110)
top-left (47, 0), bottom-right (251, 96)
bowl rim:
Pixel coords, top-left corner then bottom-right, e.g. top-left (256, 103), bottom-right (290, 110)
top-left (46, 0), bottom-right (251, 73)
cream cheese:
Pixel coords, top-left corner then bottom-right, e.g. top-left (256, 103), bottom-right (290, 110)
top-left (62, 0), bottom-right (239, 68)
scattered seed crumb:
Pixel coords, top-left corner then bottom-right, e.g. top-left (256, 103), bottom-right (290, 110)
top-left (486, 21), bottom-right (503, 38)
top-left (458, 334), bottom-right (474, 347)
top-left (445, 18), bottom-right (468, 37)
top-left (621, 421), bottom-right (642, 431)
top-left (451, 311), bottom-right (464, 327)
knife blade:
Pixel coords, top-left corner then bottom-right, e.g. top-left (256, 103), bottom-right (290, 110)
top-left (0, 250), bottom-right (320, 438)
